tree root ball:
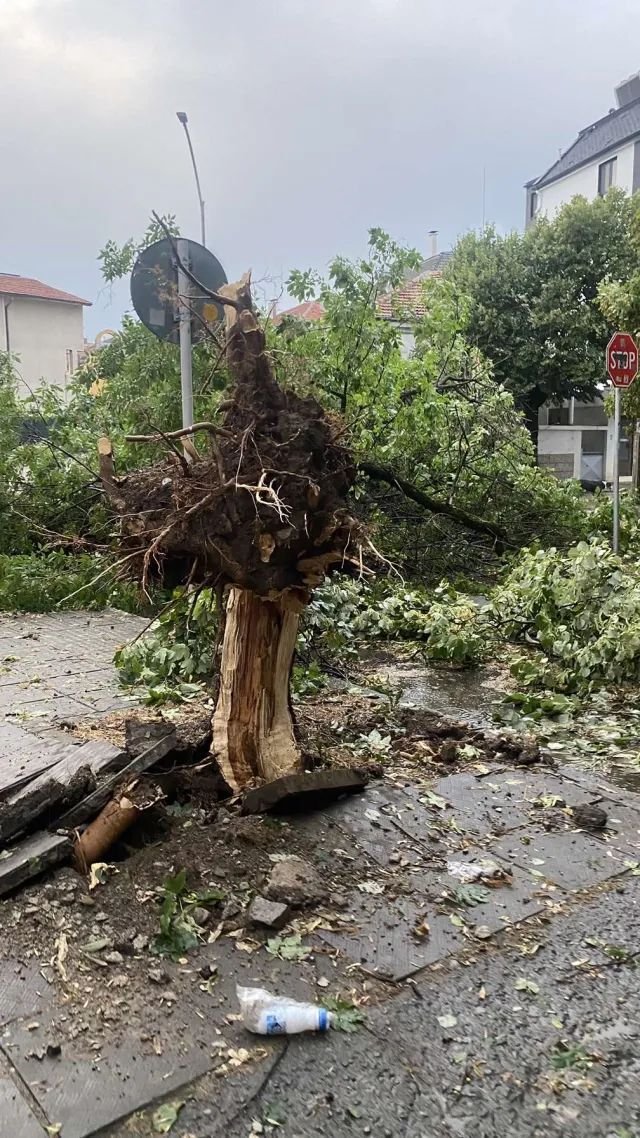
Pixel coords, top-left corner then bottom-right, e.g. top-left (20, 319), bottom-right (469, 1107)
top-left (107, 275), bottom-right (362, 596)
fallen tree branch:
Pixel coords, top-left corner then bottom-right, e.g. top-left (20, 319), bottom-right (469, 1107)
top-left (125, 422), bottom-right (233, 443)
top-left (359, 461), bottom-right (508, 545)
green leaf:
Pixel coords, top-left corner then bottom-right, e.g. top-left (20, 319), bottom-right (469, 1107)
top-left (437, 1013), bottom-right (457, 1029)
top-left (152, 1100), bottom-right (185, 1133)
top-left (453, 884), bottom-right (491, 907)
top-left (515, 978), bottom-right (540, 995)
top-left (265, 934), bottom-right (311, 962)
top-left (325, 997), bottom-right (365, 1032)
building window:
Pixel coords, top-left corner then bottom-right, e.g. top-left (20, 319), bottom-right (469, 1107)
top-left (548, 404), bottom-right (570, 426)
top-left (598, 157), bottom-right (617, 196)
top-left (529, 190), bottom-right (538, 219)
top-left (65, 349), bottom-right (74, 374)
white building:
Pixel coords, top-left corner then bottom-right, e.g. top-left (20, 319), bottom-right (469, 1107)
top-left (0, 273), bottom-right (90, 398)
top-left (538, 395), bottom-right (631, 483)
top-left (525, 72), bottom-right (640, 226)
top-left (526, 72), bottom-right (640, 482)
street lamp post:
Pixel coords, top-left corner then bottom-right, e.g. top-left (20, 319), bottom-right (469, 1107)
top-left (176, 111), bottom-right (206, 247)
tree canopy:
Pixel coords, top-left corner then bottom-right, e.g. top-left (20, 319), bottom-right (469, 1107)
top-left (448, 190), bottom-right (636, 437)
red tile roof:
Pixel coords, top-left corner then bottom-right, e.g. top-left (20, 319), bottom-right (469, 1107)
top-left (0, 274), bottom-right (90, 306)
top-left (377, 252), bottom-right (452, 321)
top-left (275, 252), bottom-right (452, 326)
top-left (274, 299), bottom-right (326, 323)
top-left (377, 279), bottom-right (428, 320)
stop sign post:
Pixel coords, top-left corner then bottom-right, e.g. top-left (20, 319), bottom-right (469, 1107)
top-left (606, 332), bottom-right (638, 553)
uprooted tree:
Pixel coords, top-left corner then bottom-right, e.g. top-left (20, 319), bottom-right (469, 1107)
top-left (101, 274), bottom-right (364, 793)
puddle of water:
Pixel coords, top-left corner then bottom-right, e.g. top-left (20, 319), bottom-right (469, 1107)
top-left (382, 660), bottom-right (640, 795)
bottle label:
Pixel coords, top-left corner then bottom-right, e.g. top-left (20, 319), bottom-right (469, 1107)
top-left (265, 1013), bottom-right (286, 1034)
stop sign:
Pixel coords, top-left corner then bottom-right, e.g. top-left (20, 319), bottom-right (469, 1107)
top-left (606, 331), bottom-right (638, 388)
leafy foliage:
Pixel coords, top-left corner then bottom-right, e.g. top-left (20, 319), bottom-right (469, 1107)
top-left (98, 213), bottom-right (180, 283)
top-left (0, 552), bottom-right (148, 613)
top-left (265, 934), bottom-right (311, 962)
top-left (283, 232), bottom-right (591, 581)
top-left (492, 539), bottom-right (640, 694)
top-left (599, 192), bottom-right (640, 422)
top-left (152, 868), bottom-right (224, 960)
top-left (325, 997), bottom-right (365, 1032)
top-left (449, 191), bottom-right (636, 429)
top-left (115, 587), bottom-right (217, 702)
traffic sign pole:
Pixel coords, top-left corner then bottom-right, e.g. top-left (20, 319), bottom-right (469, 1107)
top-left (177, 239), bottom-right (194, 430)
top-left (606, 331), bottom-right (639, 555)
top-left (613, 385), bottom-right (621, 554)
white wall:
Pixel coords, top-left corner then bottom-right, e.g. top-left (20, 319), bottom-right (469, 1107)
top-left (0, 296), bottom-right (85, 398)
top-left (537, 426), bottom-right (581, 478)
top-left (535, 140), bottom-right (635, 219)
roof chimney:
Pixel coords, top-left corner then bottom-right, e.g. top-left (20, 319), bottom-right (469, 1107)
top-left (615, 72), bottom-right (640, 108)
top-left (428, 229), bottom-right (438, 258)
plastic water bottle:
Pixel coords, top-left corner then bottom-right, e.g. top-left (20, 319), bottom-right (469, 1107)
top-left (237, 985), bottom-right (331, 1035)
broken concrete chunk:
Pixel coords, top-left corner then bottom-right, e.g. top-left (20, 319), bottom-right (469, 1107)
top-left (248, 895), bottom-right (291, 929)
top-left (264, 856), bottom-right (328, 907)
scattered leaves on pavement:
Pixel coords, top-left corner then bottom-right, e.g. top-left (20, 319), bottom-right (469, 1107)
top-left (326, 997), bottom-right (365, 1032)
top-left (437, 1013), bottom-right (458, 1029)
top-left (515, 978), bottom-right (540, 995)
top-left (266, 934), bottom-right (311, 962)
top-left (152, 1100), bottom-right (185, 1133)
top-left (452, 884), bottom-right (491, 907)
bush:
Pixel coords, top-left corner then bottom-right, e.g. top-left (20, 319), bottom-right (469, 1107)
top-left (0, 552), bottom-right (148, 613)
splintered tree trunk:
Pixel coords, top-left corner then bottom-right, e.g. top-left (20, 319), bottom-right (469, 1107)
top-left (212, 588), bottom-right (303, 792)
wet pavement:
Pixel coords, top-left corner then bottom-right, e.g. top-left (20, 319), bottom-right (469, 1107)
top-left (1, 613), bottom-right (640, 1137)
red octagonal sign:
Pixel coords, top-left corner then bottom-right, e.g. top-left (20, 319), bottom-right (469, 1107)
top-left (607, 331), bottom-right (638, 388)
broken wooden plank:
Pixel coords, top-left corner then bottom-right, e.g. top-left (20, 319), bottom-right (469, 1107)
top-left (0, 832), bottom-right (71, 898)
top-left (0, 739), bottom-right (126, 845)
top-left (58, 731), bottom-right (176, 829)
top-left (0, 723), bottom-right (80, 797)
top-left (241, 767), bottom-right (368, 815)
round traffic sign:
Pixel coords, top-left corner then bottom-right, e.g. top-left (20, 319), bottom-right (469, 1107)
top-left (131, 238), bottom-right (227, 345)
top-left (606, 331), bottom-right (638, 389)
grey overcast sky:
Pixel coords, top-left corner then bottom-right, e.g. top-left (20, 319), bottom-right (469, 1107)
top-left (1, 0), bottom-right (639, 336)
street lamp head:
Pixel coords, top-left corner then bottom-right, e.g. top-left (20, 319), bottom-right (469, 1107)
top-left (176, 111), bottom-right (188, 125)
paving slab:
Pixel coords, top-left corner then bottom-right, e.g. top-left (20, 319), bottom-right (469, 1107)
top-left (0, 1072), bottom-right (45, 1137)
top-left (488, 826), bottom-right (630, 890)
top-left (1, 1003), bottom-right (216, 1138)
top-left (597, 798), bottom-right (640, 857)
top-left (0, 832), bottom-right (71, 897)
top-left (0, 959), bottom-right (51, 1027)
top-left (317, 861), bottom-right (547, 981)
top-left (399, 769), bottom-right (601, 839)
top-left (222, 1025), bottom-right (425, 1138)
top-left (327, 783), bottom-right (436, 868)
